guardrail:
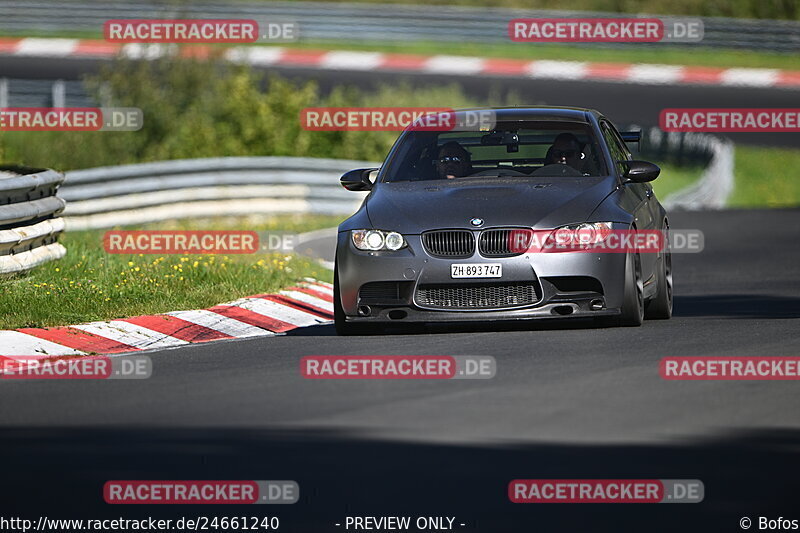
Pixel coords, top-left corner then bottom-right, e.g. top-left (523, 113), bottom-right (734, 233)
top-left (0, 78), bottom-right (95, 108)
top-left (60, 157), bottom-right (374, 230)
top-left (0, 166), bottom-right (67, 275)
top-left (0, 1), bottom-right (797, 52)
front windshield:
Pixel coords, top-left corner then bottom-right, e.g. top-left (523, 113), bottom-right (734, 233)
top-left (381, 120), bottom-right (607, 182)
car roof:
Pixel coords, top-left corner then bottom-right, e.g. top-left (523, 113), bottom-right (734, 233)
top-left (451, 106), bottom-right (602, 123)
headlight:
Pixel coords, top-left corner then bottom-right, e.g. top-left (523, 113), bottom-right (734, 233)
top-left (549, 222), bottom-right (614, 247)
top-left (384, 232), bottom-right (405, 250)
top-left (352, 229), bottom-right (407, 251)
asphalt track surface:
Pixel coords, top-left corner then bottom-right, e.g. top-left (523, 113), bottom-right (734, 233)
top-left (1, 209), bottom-right (799, 531)
top-left (2, 55), bottom-right (800, 148)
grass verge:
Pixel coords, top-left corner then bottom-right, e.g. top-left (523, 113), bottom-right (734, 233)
top-left (0, 215), bottom-right (340, 330)
top-left (729, 146), bottom-right (800, 208)
top-left (651, 162), bottom-right (704, 199)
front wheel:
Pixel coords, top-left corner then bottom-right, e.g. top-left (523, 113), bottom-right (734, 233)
top-left (619, 251), bottom-right (645, 327)
top-left (645, 242), bottom-right (673, 320)
top-left (595, 251), bottom-right (643, 328)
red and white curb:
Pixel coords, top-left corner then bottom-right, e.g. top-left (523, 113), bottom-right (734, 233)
top-left (0, 279), bottom-right (333, 359)
top-left (1, 37), bottom-right (798, 89)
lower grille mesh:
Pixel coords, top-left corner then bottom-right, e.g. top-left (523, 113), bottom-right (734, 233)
top-left (416, 282), bottom-right (540, 309)
top-left (358, 281), bottom-right (409, 303)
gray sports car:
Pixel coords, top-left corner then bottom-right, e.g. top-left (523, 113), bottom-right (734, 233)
top-left (334, 107), bottom-right (672, 335)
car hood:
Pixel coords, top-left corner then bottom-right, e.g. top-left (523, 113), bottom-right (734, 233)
top-left (365, 176), bottom-right (617, 233)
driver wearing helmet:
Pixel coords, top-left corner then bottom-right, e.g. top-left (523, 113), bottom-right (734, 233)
top-left (435, 142), bottom-right (473, 179)
top-left (545, 133), bottom-right (586, 172)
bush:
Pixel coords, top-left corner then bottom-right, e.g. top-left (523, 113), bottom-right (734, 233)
top-left (0, 53), bottom-right (501, 169)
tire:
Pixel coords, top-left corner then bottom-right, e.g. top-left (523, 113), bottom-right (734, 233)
top-left (618, 250), bottom-right (645, 327)
top-left (333, 263), bottom-right (375, 336)
top-left (645, 227), bottom-right (673, 320)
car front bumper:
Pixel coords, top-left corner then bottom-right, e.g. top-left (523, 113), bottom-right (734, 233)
top-left (336, 231), bottom-right (628, 324)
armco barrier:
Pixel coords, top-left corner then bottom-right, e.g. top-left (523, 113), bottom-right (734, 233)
top-left (0, 166), bottom-right (67, 275)
top-left (0, 1), bottom-right (797, 52)
top-left (60, 157), bottom-right (374, 230)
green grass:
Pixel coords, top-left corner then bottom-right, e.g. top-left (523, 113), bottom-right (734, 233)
top-left (652, 146), bottom-right (800, 208)
top-left (286, 39), bottom-right (800, 71)
top-left (729, 146), bottom-right (800, 207)
top-left (0, 215), bottom-right (339, 330)
top-left (651, 162), bottom-right (704, 199)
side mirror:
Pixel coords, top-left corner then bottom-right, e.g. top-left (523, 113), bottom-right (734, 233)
top-left (623, 160), bottom-right (660, 183)
top-left (340, 168), bottom-right (377, 191)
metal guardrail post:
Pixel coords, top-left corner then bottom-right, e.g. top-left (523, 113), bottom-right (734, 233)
top-left (51, 79), bottom-right (65, 108)
top-left (0, 78), bottom-right (7, 108)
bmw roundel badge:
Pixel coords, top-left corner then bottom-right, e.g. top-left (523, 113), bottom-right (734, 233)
top-left (470, 218), bottom-right (484, 227)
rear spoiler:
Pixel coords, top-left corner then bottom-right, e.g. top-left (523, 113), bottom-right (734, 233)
top-left (620, 131), bottom-right (641, 147)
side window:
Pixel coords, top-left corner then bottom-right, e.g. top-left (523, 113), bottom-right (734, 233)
top-left (600, 121), bottom-right (629, 176)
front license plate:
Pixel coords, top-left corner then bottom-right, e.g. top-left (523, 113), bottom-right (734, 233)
top-left (450, 263), bottom-right (502, 279)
